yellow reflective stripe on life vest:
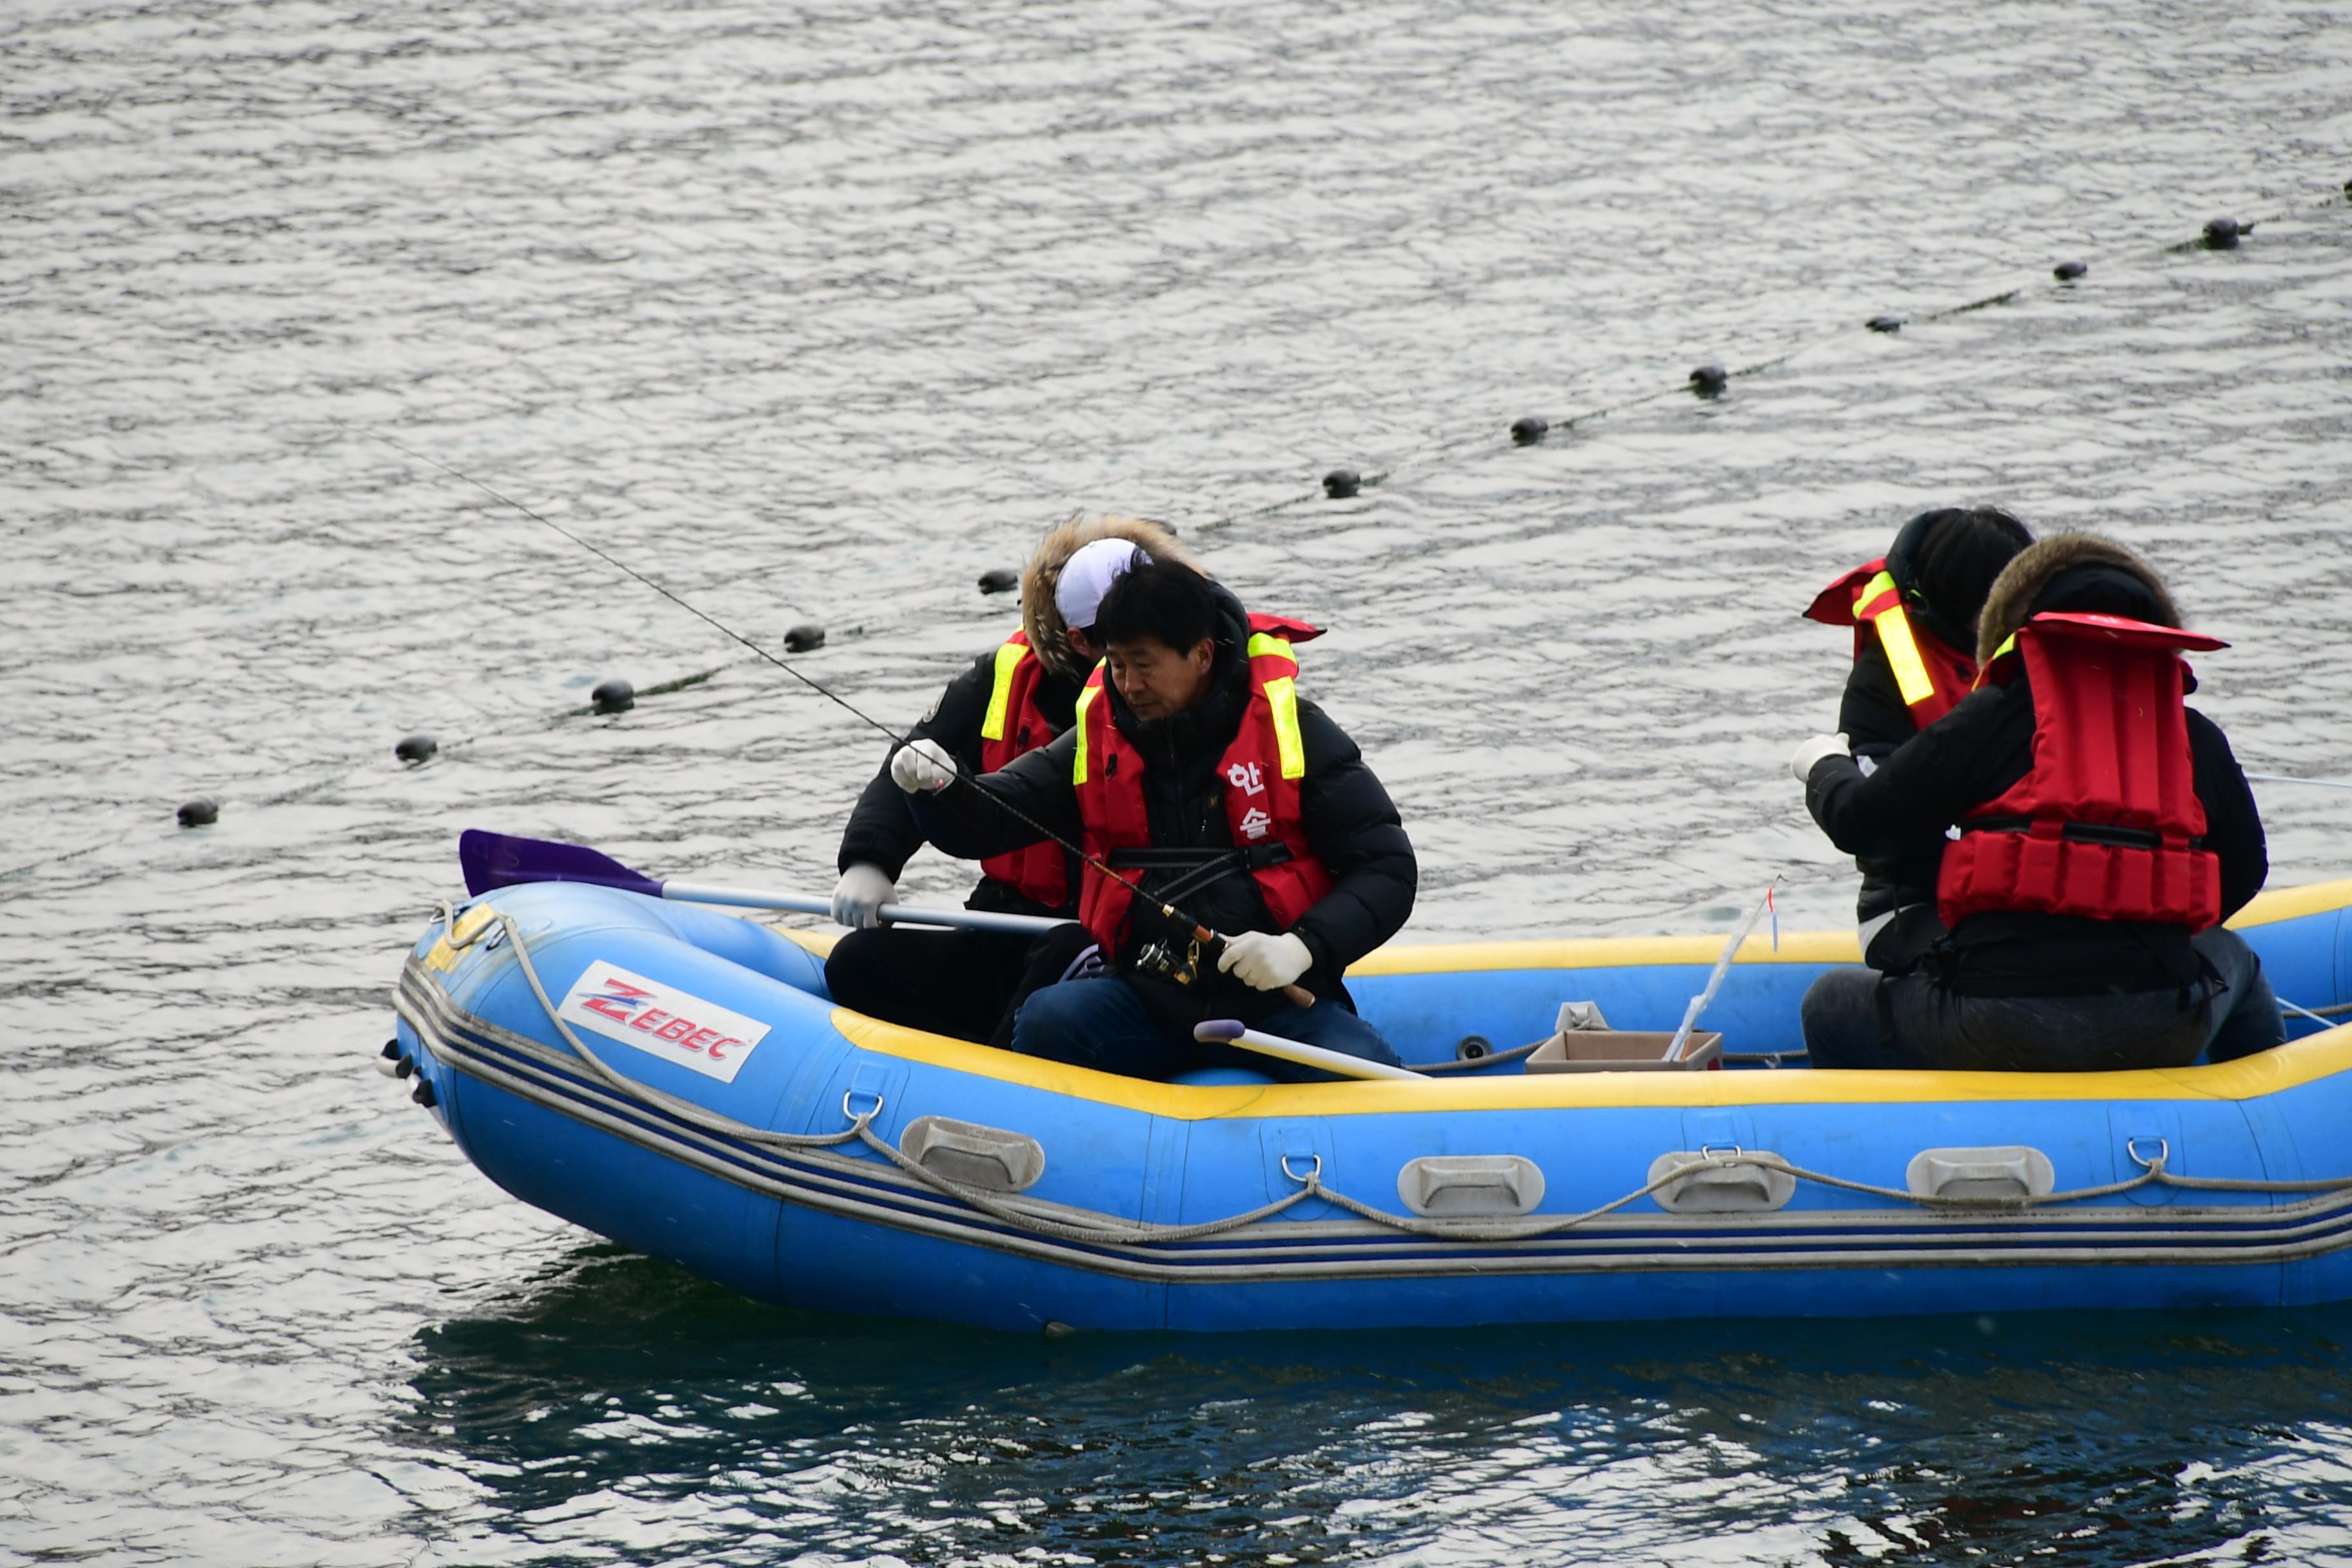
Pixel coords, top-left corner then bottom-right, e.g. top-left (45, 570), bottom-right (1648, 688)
top-left (1975, 631), bottom-right (2019, 689)
top-left (1071, 681), bottom-right (1101, 783)
top-left (1264, 676), bottom-right (1306, 779)
top-left (979, 640), bottom-right (1028, 742)
top-left (1856, 571), bottom-right (1937, 710)
top-left (1246, 632), bottom-right (1295, 665)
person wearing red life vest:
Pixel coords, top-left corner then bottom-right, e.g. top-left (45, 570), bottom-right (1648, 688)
top-left (1803, 507), bottom-right (2033, 973)
top-left (895, 557), bottom-right (1415, 1080)
top-left (1792, 534), bottom-right (2282, 1071)
top-left (824, 516), bottom-right (1190, 1045)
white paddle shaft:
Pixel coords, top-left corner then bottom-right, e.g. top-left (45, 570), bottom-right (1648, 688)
top-left (1197, 1021), bottom-right (1426, 1081)
top-left (660, 881), bottom-right (1072, 936)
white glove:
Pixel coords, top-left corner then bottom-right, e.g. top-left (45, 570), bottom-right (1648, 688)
top-left (1217, 930), bottom-right (1313, 991)
top-left (1789, 732), bottom-right (1850, 785)
top-left (830, 862), bottom-right (896, 929)
top-left (889, 737), bottom-right (957, 794)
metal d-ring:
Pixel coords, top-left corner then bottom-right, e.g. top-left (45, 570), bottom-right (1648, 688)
top-left (843, 1088), bottom-right (887, 1124)
top-left (1700, 1142), bottom-right (1747, 1162)
top-left (2126, 1135), bottom-right (2171, 1171)
top-left (1280, 1152), bottom-right (1324, 1185)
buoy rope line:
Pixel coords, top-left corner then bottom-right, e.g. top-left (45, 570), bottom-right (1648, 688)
top-left (423, 902), bottom-right (2352, 1258)
top-left (18, 188), bottom-right (2341, 895)
top-left (1200, 180), bottom-right (2351, 530)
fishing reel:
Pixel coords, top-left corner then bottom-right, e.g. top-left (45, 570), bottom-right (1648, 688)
top-left (1135, 935), bottom-right (1205, 988)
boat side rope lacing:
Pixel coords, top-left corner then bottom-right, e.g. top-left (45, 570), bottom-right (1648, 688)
top-left (454, 903), bottom-right (2352, 1250)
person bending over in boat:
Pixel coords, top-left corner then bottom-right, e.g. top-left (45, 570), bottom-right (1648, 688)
top-left (1803, 507), bottom-right (2034, 975)
top-left (825, 516), bottom-right (1190, 1045)
top-left (892, 557), bottom-right (1415, 1079)
top-left (1791, 533), bottom-right (2284, 1071)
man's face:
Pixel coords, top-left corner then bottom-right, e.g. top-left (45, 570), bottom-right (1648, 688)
top-left (1105, 635), bottom-right (1214, 720)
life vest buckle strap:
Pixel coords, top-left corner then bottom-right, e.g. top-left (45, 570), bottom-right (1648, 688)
top-left (1955, 816), bottom-right (2199, 853)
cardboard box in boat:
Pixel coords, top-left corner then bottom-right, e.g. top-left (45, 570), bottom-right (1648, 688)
top-left (1526, 1021), bottom-right (1724, 1073)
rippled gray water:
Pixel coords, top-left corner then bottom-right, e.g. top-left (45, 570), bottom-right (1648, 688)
top-left (6, 0), bottom-right (2352, 1560)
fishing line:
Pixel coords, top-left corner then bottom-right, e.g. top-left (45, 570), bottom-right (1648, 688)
top-left (355, 428), bottom-right (910, 751)
top-left (360, 429), bottom-right (1268, 961)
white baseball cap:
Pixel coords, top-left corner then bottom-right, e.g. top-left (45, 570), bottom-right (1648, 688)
top-left (1054, 538), bottom-right (1146, 632)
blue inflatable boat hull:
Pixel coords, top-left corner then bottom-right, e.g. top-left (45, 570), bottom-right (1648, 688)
top-left (392, 879), bottom-right (2352, 1332)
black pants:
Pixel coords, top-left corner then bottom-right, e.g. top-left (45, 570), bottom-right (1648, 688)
top-left (1801, 926), bottom-right (2286, 1071)
top-left (825, 922), bottom-right (1095, 1048)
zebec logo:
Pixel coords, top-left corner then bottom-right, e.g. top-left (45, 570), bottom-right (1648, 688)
top-left (554, 961), bottom-right (773, 1085)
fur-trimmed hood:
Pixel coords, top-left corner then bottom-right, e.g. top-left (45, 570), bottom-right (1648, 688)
top-left (1020, 514), bottom-right (1195, 682)
top-left (1975, 532), bottom-right (2184, 666)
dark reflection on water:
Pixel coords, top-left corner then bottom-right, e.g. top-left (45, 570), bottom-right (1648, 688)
top-left (401, 1246), bottom-right (2352, 1564)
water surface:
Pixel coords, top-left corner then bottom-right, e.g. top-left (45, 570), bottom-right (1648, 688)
top-left (5, 0), bottom-right (2351, 1560)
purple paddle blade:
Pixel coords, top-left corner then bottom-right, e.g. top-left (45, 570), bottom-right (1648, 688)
top-left (458, 829), bottom-right (666, 899)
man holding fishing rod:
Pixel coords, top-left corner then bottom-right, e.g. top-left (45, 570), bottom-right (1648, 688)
top-left (891, 555), bottom-right (1416, 1079)
top-left (826, 515), bottom-right (1193, 1045)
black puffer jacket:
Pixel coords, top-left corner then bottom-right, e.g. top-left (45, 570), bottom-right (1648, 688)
top-left (1839, 636), bottom-right (1962, 970)
top-left (910, 591), bottom-right (1416, 1032)
top-left (836, 650), bottom-right (1081, 916)
top-left (1806, 534), bottom-right (2266, 997)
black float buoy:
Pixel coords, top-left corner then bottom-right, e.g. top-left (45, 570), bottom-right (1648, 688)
top-left (784, 623), bottom-right (826, 653)
top-left (177, 798), bottom-right (218, 828)
top-left (2053, 260), bottom-right (2088, 281)
top-left (1689, 364), bottom-right (1728, 397)
top-left (394, 733), bottom-right (437, 766)
top-left (1509, 415), bottom-right (1549, 446)
top-left (411, 1077), bottom-right (436, 1108)
top-left (591, 678), bottom-right (634, 714)
top-left (1865, 315), bottom-right (1903, 333)
top-left (2202, 216), bottom-right (2241, 250)
top-left (977, 567), bottom-right (1019, 596)
top-left (1322, 468), bottom-right (1360, 499)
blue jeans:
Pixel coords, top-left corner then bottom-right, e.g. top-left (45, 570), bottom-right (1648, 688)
top-left (1011, 976), bottom-right (1402, 1082)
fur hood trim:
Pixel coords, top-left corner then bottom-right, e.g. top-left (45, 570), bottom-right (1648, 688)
top-left (1975, 531), bottom-right (2182, 666)
top-left (1021, 514), bottom-right (1195, 682)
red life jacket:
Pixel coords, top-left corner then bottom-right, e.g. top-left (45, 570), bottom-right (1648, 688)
top-left (974, 630), bottom-right (1074, 909)
top-left (1936, 611), bottom-right (2228, 932)
top-left (1070, 616), bottom-right (1333, 954)
top-left (1805, 558), bottom-right (1979, 727)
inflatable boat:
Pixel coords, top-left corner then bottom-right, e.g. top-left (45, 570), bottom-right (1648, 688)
top-left (389, 872), bottom-right (2352, 1333)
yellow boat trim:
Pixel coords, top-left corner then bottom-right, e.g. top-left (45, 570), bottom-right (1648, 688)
top-left (814, 877), bottom-right (2352, 1120)
top-left (769, 876), bottom-right (2345, 974)
top-left (833, 1005), bottom-right (2352, 1120)
top-left (779, 927), bottom-right (838, 958)
top-left (1344, 876), bottom-right (2352, 977)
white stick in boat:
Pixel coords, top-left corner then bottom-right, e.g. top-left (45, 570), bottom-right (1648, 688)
top-left (1193, 1019), bottom-right (1428, 1081)
top-left (1665, 881), bottom-right (1779, 1063)
top-left (661, 881), bottom-right (1070, 936)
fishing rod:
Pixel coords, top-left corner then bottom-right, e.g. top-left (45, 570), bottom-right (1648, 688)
top-left (362, 429), bottom-right (1311, 1003)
